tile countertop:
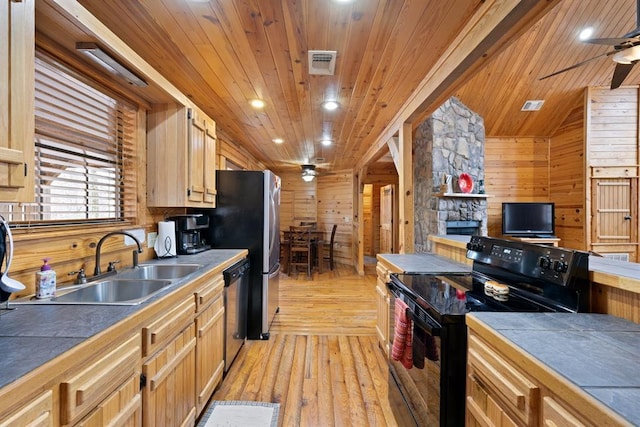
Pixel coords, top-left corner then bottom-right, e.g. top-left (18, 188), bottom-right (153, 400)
top-left (0, 249), bottom-right (246, 390)
top-left (376, 252), bottom-right (471, 274)
top-left (468, 312), bottom-right (640, 426)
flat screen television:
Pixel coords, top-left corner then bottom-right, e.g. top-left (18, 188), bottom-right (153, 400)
top-left (502, 202), bottom-right (555, 237)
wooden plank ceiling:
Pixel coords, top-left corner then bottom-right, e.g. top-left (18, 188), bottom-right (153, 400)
top-left (52, 0), bottom-right (640, 174)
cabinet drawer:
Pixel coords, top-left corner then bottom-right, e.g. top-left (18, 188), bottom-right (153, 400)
top-left (1, 390), bottom-right (53, 427)
top-left (77, 374), bottom-right (142, 427)
top-left (376, 264), bottom-right (393, 283)
top-left (468, 334), bottom-right (539, 426)
top-left (143, 296), bottom-right (195, 357)
top-left (195, 273), bottom-right (224, 312)
top-left (60, 334), bottom-right (140, 425)
top-left (542, 395), bottom-right (587, 427)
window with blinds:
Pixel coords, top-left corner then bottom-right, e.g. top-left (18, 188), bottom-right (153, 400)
top-left (0, 51), bottom-right (138, 226)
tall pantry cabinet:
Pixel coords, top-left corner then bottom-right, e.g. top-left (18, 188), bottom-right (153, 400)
top-left (0, 0), bottom-right (35, 203)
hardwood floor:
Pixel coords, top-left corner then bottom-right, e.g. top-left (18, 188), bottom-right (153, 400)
top-left (210, 263), bottom-right (401, 426)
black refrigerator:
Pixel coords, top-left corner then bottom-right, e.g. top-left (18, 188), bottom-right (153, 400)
top-left (208, 170), bottom-right (281, 340)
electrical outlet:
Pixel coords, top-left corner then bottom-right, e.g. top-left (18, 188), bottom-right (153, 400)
top-left (148, 232), bottom-right (158, 249)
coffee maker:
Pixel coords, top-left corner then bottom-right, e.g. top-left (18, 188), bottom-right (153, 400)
top-left (168, 214), bottom-right (211, 255)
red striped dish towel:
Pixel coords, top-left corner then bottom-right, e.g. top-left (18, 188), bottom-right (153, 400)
top-left (391, 298), bottom-right (413, 369)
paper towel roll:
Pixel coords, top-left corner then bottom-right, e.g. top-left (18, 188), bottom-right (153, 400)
top-left (155, 221), bottom-right (177, 258)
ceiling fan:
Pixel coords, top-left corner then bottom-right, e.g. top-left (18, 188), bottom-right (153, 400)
top-left (301, 164), bottom-right (319, 182)
top-left (540, 0), bottom-right (640, 89)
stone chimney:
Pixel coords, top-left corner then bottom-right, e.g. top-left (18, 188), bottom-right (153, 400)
top-left (413, 97), bottom-right (488, 253)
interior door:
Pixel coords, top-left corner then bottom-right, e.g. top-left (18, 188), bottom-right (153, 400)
top-left (380, 185), bottom-right (394, 253)
top-left (591, 177), bottom-right (638, 261)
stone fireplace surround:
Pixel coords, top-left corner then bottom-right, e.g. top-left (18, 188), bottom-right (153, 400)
top-left (413, 97), bottom-right (488, 253)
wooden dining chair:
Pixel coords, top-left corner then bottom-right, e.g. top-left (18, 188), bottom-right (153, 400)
top-left (288, 226), bottom-right (313, 276)
top-left (321, 224), bottom-right (338, 271)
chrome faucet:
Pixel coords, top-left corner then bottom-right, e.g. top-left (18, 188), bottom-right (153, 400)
top-left (94, 231), bottom-right (143, 276)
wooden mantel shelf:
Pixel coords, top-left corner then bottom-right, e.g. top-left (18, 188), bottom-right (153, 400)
top-left (435, 192), bottom-right (492, 198)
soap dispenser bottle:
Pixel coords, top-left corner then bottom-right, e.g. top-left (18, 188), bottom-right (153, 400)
top-left (35, 258), bottom-right (56, 299)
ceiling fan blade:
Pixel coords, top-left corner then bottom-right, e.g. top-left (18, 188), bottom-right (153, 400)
top-left (610, 62), bottom-right (636, 89)
top-left (584, 36), bottom-right (640, 46)
top-left (539, 51), bottom-right (615, 81)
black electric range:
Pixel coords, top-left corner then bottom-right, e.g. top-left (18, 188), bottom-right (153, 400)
top-left (387, 236), bottom-right (590, 426)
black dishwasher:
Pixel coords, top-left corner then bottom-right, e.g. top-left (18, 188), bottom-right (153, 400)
top-left (222, 258), bottom-right (250, 373)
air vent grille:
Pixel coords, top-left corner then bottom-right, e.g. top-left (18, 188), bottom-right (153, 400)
top-left (602, 253), bottom-right (630, 262)
top-left (308, 50), bottom-right (337, 75)
top-left (521, 100), bottom-right (545, 111)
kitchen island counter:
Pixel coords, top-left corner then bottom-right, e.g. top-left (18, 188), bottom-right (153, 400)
top-left (375, 252), bottom-right (470, 274)
top-left (468, 312), bottom-right (640, 426)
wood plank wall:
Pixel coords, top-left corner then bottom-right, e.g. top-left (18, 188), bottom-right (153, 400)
top-left (363, 185), bottom-right (373, 254)
top-left (484, 136), bottom-right (550, 236)
top-left (217, 135), bottom-right (265, 171)
top-left (550, 97), bottom-right (586, 250)
top-left (585, 86), bottom-right (640, 260)
top-left (280, 171), bottom-right (355, 267)
top-left (586, 87), bottom-right (639, 167)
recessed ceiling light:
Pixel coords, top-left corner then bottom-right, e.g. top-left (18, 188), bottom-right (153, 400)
top-left (578, 27), bottom-right (593, 41)
top-left (321, 139), bottom-right (332, 146)
top-left (250, 99), bottom-right (265, 109)
top-left (322, 100), bottom-right (339, 111)
top-left (272, 138), bottom-right (284, 144)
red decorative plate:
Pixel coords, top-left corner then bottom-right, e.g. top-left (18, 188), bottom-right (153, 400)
top-left (458, 173), bottom-right (474, 193)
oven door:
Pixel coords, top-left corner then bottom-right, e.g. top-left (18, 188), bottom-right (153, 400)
top-left (387, 282), bottom-right (442, 427)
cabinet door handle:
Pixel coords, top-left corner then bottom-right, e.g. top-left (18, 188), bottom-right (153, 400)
top-left (624, 216), bottom-right (632, 220)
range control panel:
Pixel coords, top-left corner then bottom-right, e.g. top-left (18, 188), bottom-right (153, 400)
top-left (466, 235), bottom-right (589, 287)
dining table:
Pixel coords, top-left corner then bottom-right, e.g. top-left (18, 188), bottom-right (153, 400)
top-left (281, 228), bottom-right (326, 274)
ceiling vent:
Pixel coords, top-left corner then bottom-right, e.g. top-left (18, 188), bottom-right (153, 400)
top-left (308, 50), bottom-right (337, 75)
top-left (521, 100), bottom-right (545, 111)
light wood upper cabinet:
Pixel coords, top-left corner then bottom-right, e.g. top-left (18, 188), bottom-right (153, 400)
top-left (0, 0), bottom-right (35, 203)
top-left (147, 104), bottom-right (216, 207)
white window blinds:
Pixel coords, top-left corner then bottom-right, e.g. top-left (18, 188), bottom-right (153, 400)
top-left (0, 52), bottom-right (138, 225)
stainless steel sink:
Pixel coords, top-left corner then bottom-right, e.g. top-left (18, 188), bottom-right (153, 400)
top-left (50, 279), bottom-right (173, 305)
top-left (117, 264), bottom-right (202, 280)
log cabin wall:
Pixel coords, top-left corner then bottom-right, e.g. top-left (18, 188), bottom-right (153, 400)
top-left (280, 171), bottom-right (355, 268)
top-left (549, 98), bottom-right (586, 251)
top-left (484, 136), bottom-right (550, 237)
top-left (217, 135), bottom-right (266, 171)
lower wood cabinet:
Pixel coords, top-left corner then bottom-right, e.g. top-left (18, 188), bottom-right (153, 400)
top-left (60, 334), bottom-right (141, 425)
top-left (142, 323), bottom-right (197, 427)
top-left (0, 258), bottom-right (243, 427)
top-left (76, 374), bottom-right (142, 427)
top-left (195, 282), bottom-right (225, 415)
top-left (375, 261), bottom-right (396, 357)
top-left (0, 390), bottom-right (53, 426)
top-left (466, 326), bottom-right (628, 427)
top-left (466, 333), bottom-right (539, 426)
